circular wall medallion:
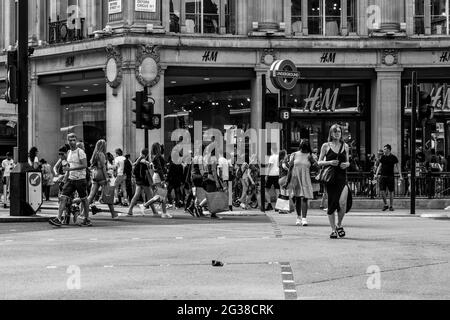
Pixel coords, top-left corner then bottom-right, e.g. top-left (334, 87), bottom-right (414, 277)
top-left (139, 57), bottom-right (158, 83)
top-left (264, 54), bottom-right (275, 66)
top-left (106, 58), bottom-right (118, 83)
top-left (384, 54), bottom-right (395, 66)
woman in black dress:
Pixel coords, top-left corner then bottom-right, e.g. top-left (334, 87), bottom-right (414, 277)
top-left (318, 124), bottom-right (352, 239)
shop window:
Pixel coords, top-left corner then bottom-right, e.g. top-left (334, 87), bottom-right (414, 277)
top-left (347, 0), bottom-right (356, 34)
top-left (170, 0), bottom-right (181, 32)
top-left (164, 86), bottom-right (251, 155)
top-left (414, 0), bottom-right (425, 34)
top-left (291, 0), bottom-right (302, 34)
top-left (184, 0), bottom-right (234, 34)
top-left (60, 101), bottom-right (106, 161)
top-left (431, 0), bottom-right (449, 35)
top-left (308, 0), bottom-right (342, 36)
top-left (48, 0), bottom-right (89, 43)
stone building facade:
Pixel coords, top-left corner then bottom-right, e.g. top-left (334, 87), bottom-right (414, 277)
top-left (0, 0), bottom-right (450, 168)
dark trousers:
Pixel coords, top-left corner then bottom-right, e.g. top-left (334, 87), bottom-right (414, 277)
top-left (167, 184), bottom-right (183, 206)
top-left (43, 185), bottom-right (50, 201)
top-left (126, 178), bottom-right (133, 202)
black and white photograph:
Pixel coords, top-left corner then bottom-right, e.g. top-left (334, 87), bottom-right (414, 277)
top-left (0, 0), bottom-right (450, 307)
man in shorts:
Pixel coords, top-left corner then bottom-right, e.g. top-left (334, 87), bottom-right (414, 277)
top-left (50, 133), bottom-right (90, 227)
top-left (375, 144), bottom-right (403, 212)
top-left (265, 146), bottom-right (280, 211)
top-left (2, 152), bottom-right (15, 208)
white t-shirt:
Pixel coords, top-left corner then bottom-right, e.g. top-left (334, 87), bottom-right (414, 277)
top-left (2, 159), bottom-right (14, 177)
top-left (268, 154), bottom-right (279, 176)
top-left (28, 157), bottom-right (39, 168)
top-left (114, 155), bottom-right (126, 176)
top-left (217, 156), bottom-right (229, 181)
top-left (67, 148), bottom-right (87, 180)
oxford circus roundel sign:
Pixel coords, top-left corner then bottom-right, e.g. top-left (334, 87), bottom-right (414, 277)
top-left (270, 60), bottom-right (300, 91)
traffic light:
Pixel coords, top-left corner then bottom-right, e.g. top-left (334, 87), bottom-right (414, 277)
top-left (132, 91), bottom-right (144, 129)
top-left (418, 91), bottom-right (433, 124)
top-left (5, 50), bottom-right (18, 104)
top-left (141, 98), bottom-right (155, 129)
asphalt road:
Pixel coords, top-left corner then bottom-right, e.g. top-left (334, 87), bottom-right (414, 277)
top-left (0, 210), bottom-right (449, 300)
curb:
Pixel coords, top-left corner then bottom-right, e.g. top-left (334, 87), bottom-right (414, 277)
top-left (0, 215), bottom-right (52, 223)
top-left (420, 213), bottom-right (450, 219)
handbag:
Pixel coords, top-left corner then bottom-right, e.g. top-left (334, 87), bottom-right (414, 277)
top-left (205, 191), bottom-right (229, 214)
top-left (315, 143), bottom-right (344, 184)
top-left (101, 184), bottom-right (115, 205)
top-left (92, 167), bottom-right (106, 183)
top-left (308, 155), bottom-right (320, 180)
top-left (275, 194), bottom-right (290, 212)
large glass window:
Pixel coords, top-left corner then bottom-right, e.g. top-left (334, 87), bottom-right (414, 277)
top-left (291, 0), bottom-right (302, 34)
top-left (431, 0), bottom-right (449, 35)
top-left (60, 101), bottom-right (106, 160)
top-left (347, 0), bottom-right (356, 33)
top-left (308, 0), bottom-right (341, 36)
top-left (164, 85), bottom-right (251, 155)
top-left (48, 0), bottom-right (88, 43)
top-left (183, 0), bottom-right (234, 34)
top-left (414, 0), bottom-right (425, 34)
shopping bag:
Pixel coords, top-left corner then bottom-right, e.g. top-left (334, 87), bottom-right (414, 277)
top-left (156, 185), bottom-right (168, 200)
top-left (205, 191), bottom-right (229, 214)
top-left (101, 184), bottom-right (115, 205)
top-left (275, 194), bottom-right (290, 212)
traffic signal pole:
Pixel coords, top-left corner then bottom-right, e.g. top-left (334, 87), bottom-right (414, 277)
top-left (10, 0), bottom-right (33, 216)
top-left (261, 74), bottom-right (266, 213)
top-left (411, 72), bottom-right (418, 215)
top-left (144, 86), bottom-right (149, 150)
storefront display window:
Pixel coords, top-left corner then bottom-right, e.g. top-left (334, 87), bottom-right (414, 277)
top-left (60, 101), bottom-right (106, 160)
top-left (287, 80), bottom-right (370, 169)
top-left (164, 86), bottom-right (251, 156)
top-left (183, 0), bottom-right (234, 34)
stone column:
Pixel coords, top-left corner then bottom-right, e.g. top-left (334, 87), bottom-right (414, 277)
top-left (29, 75), bottom-right (61, 163)
top-left (405, 0), bottom-right (414, 36)
top-left (358, 0), bottom-right (369, 36)
top-left (424, 0), bottom-right (431, 35)
top-left (372, 68), bottom-right (404, 164)
top-left (283, 0), bottom-right (291, 35)
top-left (341, 0), bottom-right (348, 36)
top-left (251, 70), bottom-right (265, 132)
top-left (180, 0), bottom-right (186, 33)
top-left (236, 0), bottom-right (248, 35)
top-left (301, 0), bottom-right (308, 35)
top-left (376, 0), bottom-right (401, 32)
top-left (257, 0), bottom-right (279, 31)
top-left (162, 0), bottom-right (171, 32)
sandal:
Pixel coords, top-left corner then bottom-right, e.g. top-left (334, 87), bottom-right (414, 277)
top-left (336, 226), bottom-right (346, 238)
top-left (330, 231), bottom-right (338, 239)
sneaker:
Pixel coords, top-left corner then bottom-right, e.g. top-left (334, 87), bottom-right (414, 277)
top-left (445, 206), bottom-right (450, 211)
top-left (49, 217), bottom-right (63, 227)
top-left (389, 207), bottom-right (395, 212)
top-left (90, 205), bottom-right (101, 216)
top-left (139, 204), bottom-right (146, 215)
top-left (301, 218), bottom-right (308, 226)
top-left (323, 207), bottom-right (328, 212)
top-left (382, 205), bottom-right (389, 211)
top-left (240, 203), bottom-right (247, 210)
top-left (161, 213), bottom-right (173, 219)
top-left (121, 202), bottom-right (129, 207)
top-left (319, 206), bottom-right (325, 210)
top-left (3, 203), bottom-right (7, 208)
top-left (79, 219), bottom-right (92, 227)
top-left (127, 212), bottom-right (133, 217)
top-left (265, 204), bottom-right (274, 211)
top-left (296, 218), bottom-right (301, 226)
top-left (112, 212), bottom-right (121, 219)
top-left (186, 207), bottom-right (195, 217)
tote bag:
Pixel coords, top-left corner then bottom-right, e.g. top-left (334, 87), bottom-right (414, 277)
top-left (275, 194), bottom-right (290, 212)
top-left (101, 184), bottom-right (115, 205)
top-left (205, 191), bottom-right (229, 214)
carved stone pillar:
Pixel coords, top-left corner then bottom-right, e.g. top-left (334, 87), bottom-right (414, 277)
top-left (257, 0), bottom-right (279, 31)
top-left (376, 0), bottom-right (401, 32)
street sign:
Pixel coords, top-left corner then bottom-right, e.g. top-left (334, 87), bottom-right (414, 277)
top-left (270, 60), bottom-right (300, 91)
top-left (26, 172), bottom-right (42, 213)
top-left (279, 108), bottom-right (291, 121)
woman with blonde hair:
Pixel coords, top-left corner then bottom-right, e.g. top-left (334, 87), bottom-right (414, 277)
top-left (318, 124), bottom-right (352, 239)
top-left (87, 139), bottom-right (119, 219)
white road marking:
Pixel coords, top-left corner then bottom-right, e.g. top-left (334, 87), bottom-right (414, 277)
top-left (283, 280), bottom-right (295, 283)
top-left (176, 237), bottom-right (183, 240)
top-left (132, 238), bottom-right (140, 240)
top-left (90, 238), bottom-right (98, 241)
top-left (104, 265), bottom-right (114, 268)
top-left (218, 237), bottom-right (226, 239)
top-left (284, 289), bottom-right (297, 293)
top-left (5, 240), bottom-right (13, 242)
top-left (282, 272), bottom-right (292, 275)
top-left (46, 266), bottom-right (57, 269)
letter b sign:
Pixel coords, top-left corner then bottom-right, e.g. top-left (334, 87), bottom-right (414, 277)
top-left (279, 108), bottom-right (291, 121)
